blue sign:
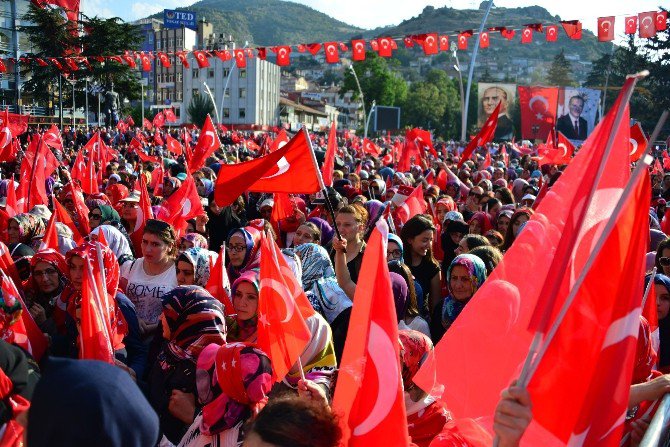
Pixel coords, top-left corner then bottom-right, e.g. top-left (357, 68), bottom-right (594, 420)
top-left (163, 9), bottom-right (197, 31)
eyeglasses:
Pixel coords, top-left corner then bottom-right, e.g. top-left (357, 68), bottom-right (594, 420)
top-left (387, 249), bottom-right (402, 259)
top-left (33, 268), bottom-right (58, 277)
top-left (89, 213), bottom-right (102, 220)
top-left (660, 257), bottom-right (670, 267)
top-left (227, 244), bottom-right (246, 253)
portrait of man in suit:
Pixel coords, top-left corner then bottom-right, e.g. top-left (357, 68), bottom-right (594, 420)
top-left (478, 84), bottom-right (515, 141)
top-left (556, 95), bottom-right (588, 141)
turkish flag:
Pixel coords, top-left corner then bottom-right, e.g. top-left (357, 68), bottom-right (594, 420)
top-left (38, 213), bottom-right (59, 252)
top-left (270, 129), bottom-right (289, 152)
top-left (597, 16), bottom-right (615, 41)
top-left (457, 32), bottom-right (469, 50)
top-left (152, 111), bottom-right (165, 129)
top-left (333, 220), bottom-right (409, 446)
top-left (518, 86), bottom-right (559, 140)
top-left (555, 132), bottom-right (576, 164)
top-left (173, 51), bottom-right (187, 68)
top-left (33, 0), bottom-right (80, 21)
top-left (624, 16), bottom-right (638, 34)
top-left (156, 173), bottom-right (204, 229)
top-left (656, 11), bottom-right (668, 31)
top-left (153, 132), bottom-right (164, 146)
top-left (403, 36), bottom-right (414, 48)
top-left (528, 167), bottom-right (649, 446)
top-left (351, 39), bottom-right (366, 61)
top-left (272, 46), bottom-right (291, 66)
top-left (80, 259), bottom-right (115, 363)
top-left (629, 122), bottom-right (648, 162)
top-left (214, 129), bottom-right (322, 207)
top-left (369, 39), bottom-right (379, 51)
top-left (305, 43), bottom-right (321, 55)
top-left (143, 118), bottom-right (152, 131)
top-left (545, 30), bottom-right (563, 45)
top-left (322, 122), bottom-right (337, 187)
top-left (205, 245), bottom-right (234, 315)
top-left (521, 27), bottom-right (533, 43)
top-left (165, 134), bottom-right (183, 156)
top-left (214, 50), bottom-right (231, 62)
top-left (233, 49), bottom-right (246, 68)
top-left (393, 184), bottom-right (427, 226)
top-left (48, 57), bottom-right (63, 70)
top-left (362, 138), bottom-right (381, 156)
top-left (479, 31), bottom-right (489, 48)
top-left (0, 243), bottom-right (21, 287)
top-left (189, 115), bottom-right (221, 172)
top-left (561, 20), bottom-right (582, 39)
top-left (140, 52), bottom-right (151, 71)
top-left (129, 174), bottom-right (154, 256)
top-left (79, 151), bottom-right (99, 195)
top-left (457, 101), bottom-right (500, 168)
top-left (164, 108), bottom-right (177, 122)
top-left (193, 50), bottom-right (209, 68)
top-left (644, 281), bottom-right (659, 354)
top-left (157, 52), bottom-right (171, 68)
top-left (413, 77), bottom-right (636, 421)
top-left (53, 197), bottom-right (83, 243)
top-left (25, 138), bottom-right (58, 209)
top-left (415, 33), bottom-right (438, 55)
top-left (323, 42), bottom-right (339, 63)
top-left (0, 272), bottom-right (48, 361)
top-left (121, 54), bottom-right (136, 69)
top-left (501, 28), bottom-right (516, 40)
top-left (378, 37), bottom-right (394, 57)
top-left (438, 35), bottom-right (449, 51)
top-left (639, 11), bottom-right (657, 38)
top-left (257, 232), bottom-right (312, 382)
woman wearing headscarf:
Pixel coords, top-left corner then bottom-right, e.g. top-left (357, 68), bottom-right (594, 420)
top-left (501, 208), bottom-right (534, 252)
top-left (23, 249), bottom-right (69, 338)
top-left (399, 330), bottom-right (452, 447)
top-left (430, 254), bottom-right (487, 343)
top-left (54, 222), bottom-right (77, 255)
top-left (363, 199), bottom-right (387, 241)
top-left (7, 213), bottom-right (46, 247)
top-left (179, 233), bottom-right (209, 251)
top-left (148, 285), bottom-right (227, 445)
top-left (163, 177), bottom-right (182, 199)
top-left (90, 224), bottom-right (135, 266)
top-left (441, 219), bottom-right (470, 274)
top-left (90, 205), bottom-right (135, 257)
top-left (390, 265), bottom-right (430, 336)
top-left (468, 212), bottom-right (493, 236)
top-left (196, 177), bottom-right (215, 198)
top-left (651, 273), bottom-right (670, 373)
top-left (294, 243), bottom-right (352, 361)
top-left (176, 247), bottom-right (217, 287)
top-left (24, 357), bottom-right (159, 447)
top-left (226, 226), bottom-right (262, 283)
top-left (511, 178), bottom-right (529, 204)
top-left (106, 183), bottom-right (130, 208)
top-left (178, 342), bottom-right (273, 447)
top-left (307, 217), bottom-right (335, 249)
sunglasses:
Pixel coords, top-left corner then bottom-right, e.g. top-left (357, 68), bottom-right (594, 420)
top-left (660, 257), bottom-right (670, 267)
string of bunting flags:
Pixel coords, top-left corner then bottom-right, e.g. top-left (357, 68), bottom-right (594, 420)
top-left (0, 9), bottom-right (666, 74)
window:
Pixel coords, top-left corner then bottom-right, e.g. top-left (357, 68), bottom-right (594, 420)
top-left (177, 91), bottom-right (182, 101)
top-left (176, 37), bottom-right (183, 48)
top-left (192, 69), bottom-right (199, 79)
top-left (224, 88), bottom-right (229, 97)
top-left (156, 39), bottom-right (161, 50)
top-left (208, 69), bottom-right (214, 78)
top-left (239, 69), bottom-right (246, 79)
top-left (239, 108), bottom-right (246, 119)
top-left (168, 38), bottom-right (174, 49)
top-left (223, 68), bottom-right (230, 77)
top-left (176, 73), bottom-right (182, 82)
top-left (223, 108), bottom-right (230, 118)
top-left (157, 91), bottom-right (162, 101)
top-left (239, 88), bottom-right (246, 99)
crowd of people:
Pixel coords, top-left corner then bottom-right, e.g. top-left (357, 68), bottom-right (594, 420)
top-left (0, 120), bottom-right (666, 447)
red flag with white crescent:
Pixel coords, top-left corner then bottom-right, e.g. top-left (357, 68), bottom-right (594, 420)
top-left (130, 174), bottom-right (154, 256)
top-left (205, 245), bottom-right (234, 315)
top-left (333, 220), bottom-right (410, 446)
top-left (257, 232), bottom-right (312, 382)
top-left (518, 86), bottom-right (559, 140)
top-left (43, 124), bottom-right (63, 150)
top-left (351, 39), bottom-right (366, 61)
top-left (629, 122), bottom-right (647, 162)
top-left (165, 134), bottom-right (183, 156)
top-left (189, 115), bottom-right (221, 172)
top-left (322, 122), bottom-right (337, 187)
top-left (457, 101), bottom-right (500, 169)
top-left (625, 16), bottom-right (638, 34)
top-left (323, 42), bottom-right (339, 64)
top-left (597, 16), bottom-right (615, 42)
top-left (638, 11), bottom-right (657, 38)
top-left (193, 50), bottom-right (210, 68)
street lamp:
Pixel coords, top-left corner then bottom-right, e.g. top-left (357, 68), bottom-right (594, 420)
top-left (451, 42), bottom-right (465, 142)
top-left (85, 76), bottom-right (92, 129)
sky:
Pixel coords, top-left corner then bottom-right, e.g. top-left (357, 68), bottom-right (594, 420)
top-left (82, 0), bottom-right (664, 36)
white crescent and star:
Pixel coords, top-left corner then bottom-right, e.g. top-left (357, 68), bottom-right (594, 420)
top-left (352, 322), bottom-right (399, 436)
top-left (261, 157), bottom-right (290, 179)
top-left (528, 95), bottom-right (549, 112)
top-left (524, 29), bottom-right (531, 37)
top-left (481, 33), bottom-right (488, 42)
top-left (600, 20), bottom-right (611, 31)
top-left (629, 138), bottom-right (639, 156)
top-left (642, 16), bottom-right (653, 29)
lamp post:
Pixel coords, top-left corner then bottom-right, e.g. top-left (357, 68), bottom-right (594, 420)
top-left (451, 42), bottom-right (466, 141)
top-left (365, 100), bottom-right (376, 139)
top-left (348, 65), bottom-right (366, 137)
top-left (85, 76), bottom-right (91, 129)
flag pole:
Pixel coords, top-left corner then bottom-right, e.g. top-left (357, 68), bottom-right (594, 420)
top-left (303, 127), bottom-right (343, 241)
top-left (641, 267), bottom-right (657, 309)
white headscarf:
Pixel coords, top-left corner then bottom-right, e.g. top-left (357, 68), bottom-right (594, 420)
top-left (90, 225), bottom-right (133, 265)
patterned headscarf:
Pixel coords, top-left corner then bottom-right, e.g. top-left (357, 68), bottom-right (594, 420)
top-left (196, 342), bottom-right (272, 435)
top-left (180, 233), bottom-right (209, 250)
top-left (226, 226), bottom-right (262, 282)
top-left (26, 249), bottom-right (69, 298)
top-left (160, 286), bottom-right (227, 370)
top-left (9, 213), bottom-right (46, 245)
top-left (179, 247), bottom-right (215, 287)
top-left (227, 271), bottom-right (260, 343)
top-left (294, 243), bottom-right (334, 290)
top-left (89, 225), bottom-right (134, 266)
top-left (398, 329), bottom-right (433, 389)
top-left (436, 197), bottom-right (457, 213)
top-left (307, 217), bottom-right (334, 246)
top-left (447, 254), bottom-right (487, 295)
top-left (198, 178), bottom-right (215, 198)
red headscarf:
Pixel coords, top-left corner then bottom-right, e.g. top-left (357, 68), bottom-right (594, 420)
top-left (468, 212), bottom-right (493, 235)
top-left (106, 184), bottom-right (129, 207)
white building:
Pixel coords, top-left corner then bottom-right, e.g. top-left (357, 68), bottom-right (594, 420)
top-left (183, 56), bottom-right (280, 127)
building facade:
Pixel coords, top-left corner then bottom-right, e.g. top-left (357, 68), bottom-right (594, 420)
top-left (183, 56), bottom-right (280, 127)
top-left (153, 26), bottom-right (196, 122)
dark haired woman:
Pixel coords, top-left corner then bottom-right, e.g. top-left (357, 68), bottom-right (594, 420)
top-left (401, 215), bottom-right (442, 313)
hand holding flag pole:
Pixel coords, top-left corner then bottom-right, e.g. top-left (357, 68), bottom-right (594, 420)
top-left (641, 267), bottom-right (657, 309)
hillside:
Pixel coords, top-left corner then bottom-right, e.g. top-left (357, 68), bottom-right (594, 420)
top-left (149, 0), bottom-right (363, 46)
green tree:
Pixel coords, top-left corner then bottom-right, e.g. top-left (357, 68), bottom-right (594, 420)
top-left (584, 52), bottom-right (612, 88)
top-left (187, 93), bottom-right (214, 127)
top-left (402, 82), bottom-right (445, 131)
top-left (644, 9), bottom-right (670, 134)
top-left (20, 4), bottom-right (142, 109)
top-left (340, 51), bottom-right (407, 115)
top-left (546, 50), bottom-right (576, 86)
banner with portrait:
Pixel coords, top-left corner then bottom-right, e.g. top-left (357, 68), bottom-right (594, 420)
top-left (477, 83), bottom-right (517, 141)
top-left (555, 88), bottom-right (601, 143)
top-left (518, 86), bottom-right (559, 141)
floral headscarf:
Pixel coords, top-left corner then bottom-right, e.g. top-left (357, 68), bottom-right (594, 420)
top-left (398, 329), bottom-right (433, 390)
top-left (293, 243), bottom-right (334, 290)
top-left (160, 286), bottom-right (227, 370)
top-left (9, 213), bottom-right (46, 245)
top-left (227, 271), bottom-right (260, 343)
top-left (442, 254), bottom-right (487, 329)
top-left (179, 247), bottom-right (215, 287)
top-left (226, 226), bottom-right (262, 282)
top-left (436, 197), bottom-right (457, 213)
top-left (180, 233), bottom-right (209, 250)
top-left (196, 342), bottom-right (272, 435)
top-left (306, 217), bottom-right (334, 247)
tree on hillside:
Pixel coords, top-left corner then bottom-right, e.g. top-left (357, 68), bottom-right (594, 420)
top-left (20, 4), bottom-right (142, 109)
top-left (340, 51), bottom-right (407, 116)
top-left (546, 50), bottom-right (576, 86)
top-left (584, 53), bottom-right (612, 88)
